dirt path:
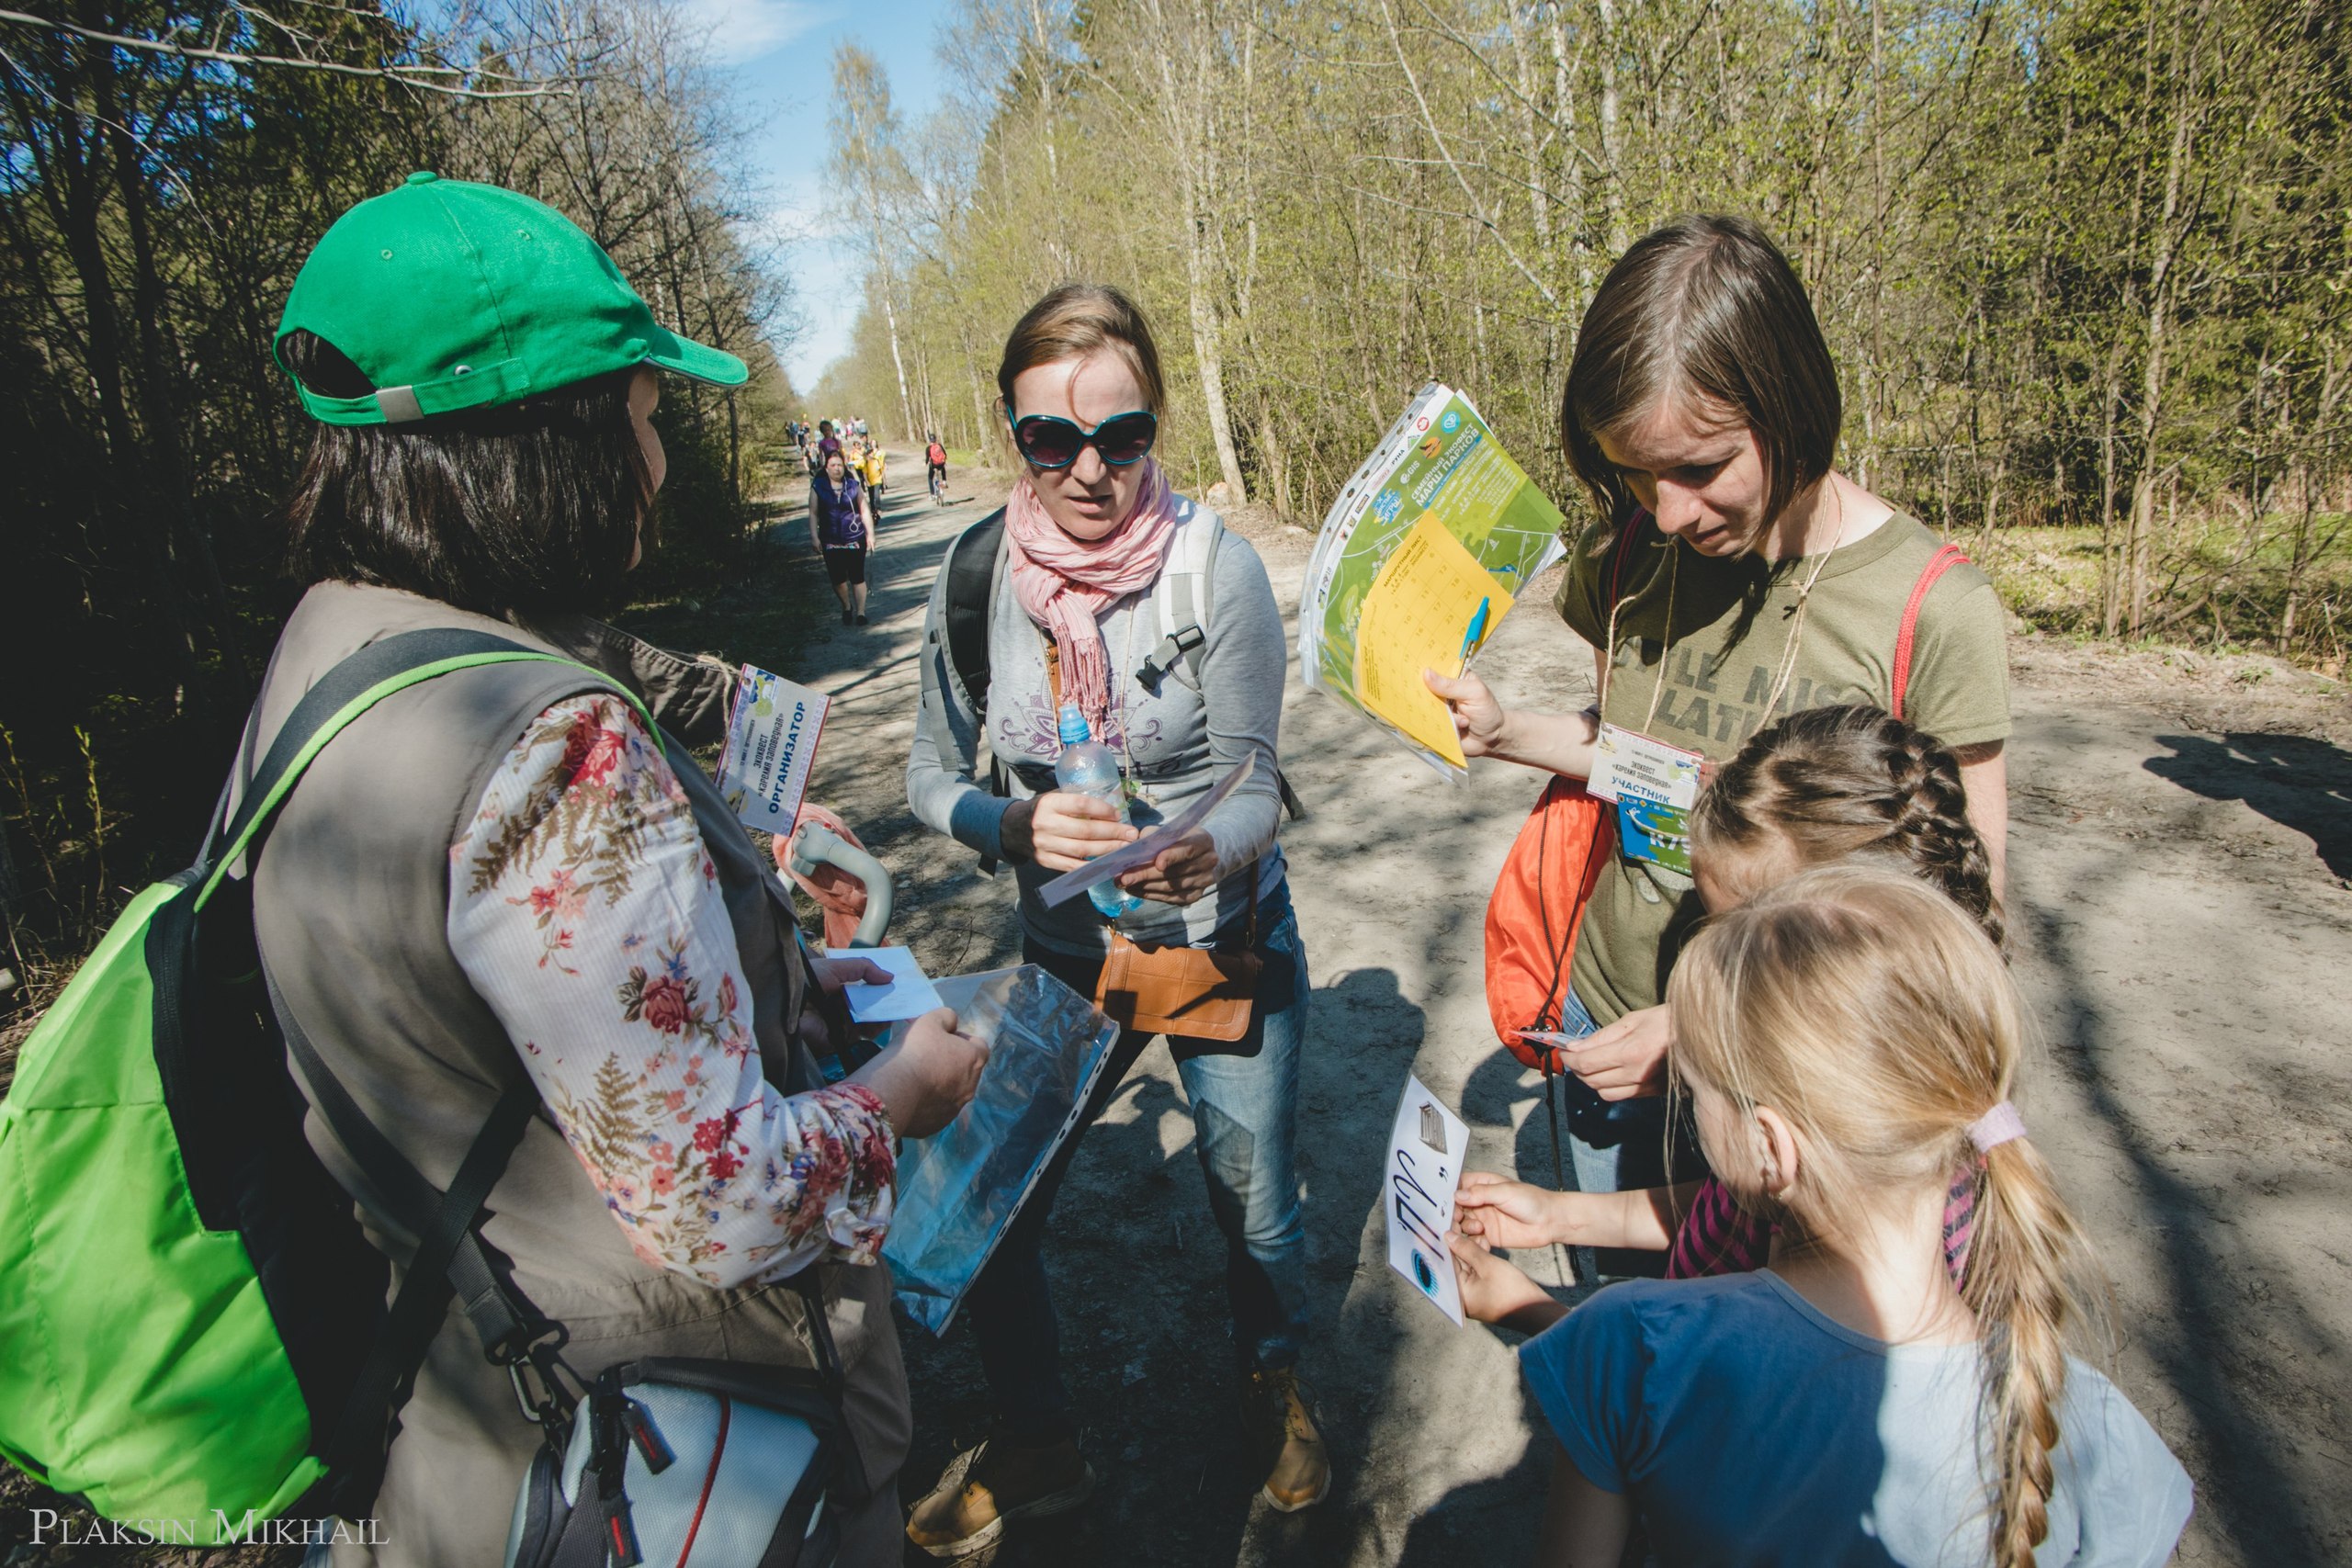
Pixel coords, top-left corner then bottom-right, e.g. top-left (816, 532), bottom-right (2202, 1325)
top-left (778, 457), bottom-right (2351, 1566)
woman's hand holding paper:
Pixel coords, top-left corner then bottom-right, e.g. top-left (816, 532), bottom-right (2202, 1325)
top-left (854, 1007), bottom-right (991, 1140)
top-left (1424, 669), bottom-right (1509, 758)
top-left (1116, 827), bottom-right (1220, 906)
top-left (1558, 1004), bottom-right (1673, 1100)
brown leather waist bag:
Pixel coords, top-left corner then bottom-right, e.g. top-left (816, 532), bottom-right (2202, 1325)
top-left (1092, 871), bottom-right (1261, 1042)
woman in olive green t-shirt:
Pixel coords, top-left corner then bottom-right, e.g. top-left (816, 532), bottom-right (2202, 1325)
top-left (1429, 215), bottom-right (2011, 1222)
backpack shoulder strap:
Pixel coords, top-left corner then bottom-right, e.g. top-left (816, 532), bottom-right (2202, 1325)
top-left (1604, 510), bottom-right (1650, 612)
top-left (1140, 507), bottom-right (1224, 691)
top-left (1133, 511), bottom-right (1309, 819)
top-left (943, 509), bottom-right (1009, 718)
top-left (1890, 544), bottom-right (1971, 723)
top-left (203, 628), bottom-right (649, 908)
top-left (280, 967), bottom-right (546, 1518)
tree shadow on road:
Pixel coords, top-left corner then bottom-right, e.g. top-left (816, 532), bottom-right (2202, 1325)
top-left (2018, 866), bottom-right (2336, 1561)
top-left (2143, 731), bottom-right (2352, 878)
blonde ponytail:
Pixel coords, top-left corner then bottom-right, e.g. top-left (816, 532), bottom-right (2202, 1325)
top-left (1668, 865), bottom-right (2103, 1568)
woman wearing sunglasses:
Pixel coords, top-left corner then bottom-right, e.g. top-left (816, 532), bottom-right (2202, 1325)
top-left (905, 283), bottom-right (1325, 1555)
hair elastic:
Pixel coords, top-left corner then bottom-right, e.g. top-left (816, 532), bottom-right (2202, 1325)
top-left (1967, 1100), bottom-right (2027, 1153)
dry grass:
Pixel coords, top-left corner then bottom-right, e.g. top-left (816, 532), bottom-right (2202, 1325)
top-left (1969, 517), bottom-right (2352, 675)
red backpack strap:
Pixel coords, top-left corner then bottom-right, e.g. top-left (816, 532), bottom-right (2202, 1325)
top-left (1891, 544), bottom-right (1970, 722)
top-left (1605, 509), bottom-right (1650, 611)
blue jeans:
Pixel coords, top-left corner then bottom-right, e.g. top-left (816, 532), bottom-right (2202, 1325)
top-left (1549, 988), bottom-right (1704, 1280)
top-left (965, 890), bottom-right (1311, 1445)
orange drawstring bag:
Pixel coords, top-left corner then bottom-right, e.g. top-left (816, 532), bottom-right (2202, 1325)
top-left (1483, 777), bottom-right (1614, 1072)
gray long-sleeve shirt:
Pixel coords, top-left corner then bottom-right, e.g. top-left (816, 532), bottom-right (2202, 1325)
top-left (906, 498), bottom-right (1289, 955)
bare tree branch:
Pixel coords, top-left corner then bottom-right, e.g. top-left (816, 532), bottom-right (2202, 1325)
top-left (0, 6), bottom-right (576, 97)
top-left (1373, 0), bottom-right (1557, 308)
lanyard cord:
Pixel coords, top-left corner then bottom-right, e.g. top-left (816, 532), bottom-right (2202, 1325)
top-left (1598, 496), bottom-right (1844, 742)
top-left (1596, 533), bottom-right (1679, 733)
top-left (1754, 487), bottom-right (1848, 726)
top-left (1755, 545), bottom-right (1836, 726)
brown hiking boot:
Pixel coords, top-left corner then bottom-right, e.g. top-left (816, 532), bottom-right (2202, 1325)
top-left (904, 1433), bottom-right (1095, 1559)
top-left (1246, 1367), bottom-right (1331, 1512)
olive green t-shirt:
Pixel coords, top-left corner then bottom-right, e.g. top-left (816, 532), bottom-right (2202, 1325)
top-left (1555, 512), bottom-right (2010, 1024)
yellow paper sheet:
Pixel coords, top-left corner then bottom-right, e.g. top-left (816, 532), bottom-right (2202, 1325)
top-left (1352, 513), bottom-right (1514, 768)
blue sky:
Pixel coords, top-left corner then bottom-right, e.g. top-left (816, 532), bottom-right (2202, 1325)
top-left (679, 0), bottom-right (955, 389)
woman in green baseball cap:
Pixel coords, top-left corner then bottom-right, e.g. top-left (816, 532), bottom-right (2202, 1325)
top-left (246, 174), bottom-right (988, 1565)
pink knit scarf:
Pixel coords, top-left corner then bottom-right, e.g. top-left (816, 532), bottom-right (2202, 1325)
top-left (1003, 459), bottom-right (1182, 738)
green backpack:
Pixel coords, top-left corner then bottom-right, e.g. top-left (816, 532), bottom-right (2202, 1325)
top-left (0, 629), bottom-right (635, 1541)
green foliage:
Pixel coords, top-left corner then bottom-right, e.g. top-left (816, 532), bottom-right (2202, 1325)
top-left (0, 0), bottom-right (797, 1004)
top-left (839, 0), bottom-right (2346, 648)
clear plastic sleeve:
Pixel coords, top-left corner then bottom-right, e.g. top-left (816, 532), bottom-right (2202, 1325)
top-left (881, 964), bottom-right (1119, 1334)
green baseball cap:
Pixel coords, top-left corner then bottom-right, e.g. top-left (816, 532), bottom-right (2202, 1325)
top-left (275, 171), bottom-right (747, 425)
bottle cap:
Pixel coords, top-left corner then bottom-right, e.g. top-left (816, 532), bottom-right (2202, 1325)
top-left (1057, 702), bottom-right (1091, 745)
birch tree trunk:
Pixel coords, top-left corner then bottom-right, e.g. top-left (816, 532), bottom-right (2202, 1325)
top-left (1146, 0), bottom-right (1249, 502)
top-left (1598, 0), bottom-right (1628, 253)
top-left (2099, 5), bottom-right (2163, 638)
top-left (1182, 175), bottom-right (1250, 502)
top-left (877, 262), bottom-right (917, 441)
top-left (2126, 19), bottom-right (2199, 638)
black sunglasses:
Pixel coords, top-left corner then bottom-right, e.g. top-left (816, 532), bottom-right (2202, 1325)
top-left (1008, 409), bottom-right (1159, 469)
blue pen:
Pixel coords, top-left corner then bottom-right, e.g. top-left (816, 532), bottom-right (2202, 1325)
top-left (1457, 597), bottom-right (1491, 674)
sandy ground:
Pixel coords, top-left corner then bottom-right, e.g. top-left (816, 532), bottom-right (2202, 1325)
top-left (772, 454), bottom-right (2352, 1568)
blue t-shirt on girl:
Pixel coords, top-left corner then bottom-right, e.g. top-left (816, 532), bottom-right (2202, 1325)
top-left (1519, 1270), bottom-right (2191, 1566)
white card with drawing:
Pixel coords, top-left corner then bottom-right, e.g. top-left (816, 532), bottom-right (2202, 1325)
top-left (1385, 1074), bottom-right (1470, 1325)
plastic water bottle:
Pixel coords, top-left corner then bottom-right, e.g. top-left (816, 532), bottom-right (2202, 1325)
top-left (1053, 702), bottom-right (1141, 919)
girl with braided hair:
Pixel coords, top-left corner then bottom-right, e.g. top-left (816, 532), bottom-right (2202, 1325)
top-left (1460, 704), bottom-right (2003, 1276)
top-left (1690, 703), bottom-right (2002, 948)
top-left (1455, 866), bottom-right (2191, 1566)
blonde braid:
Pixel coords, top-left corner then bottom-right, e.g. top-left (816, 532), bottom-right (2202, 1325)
top-left (1966, 1136), bottom-right (2093, 1567)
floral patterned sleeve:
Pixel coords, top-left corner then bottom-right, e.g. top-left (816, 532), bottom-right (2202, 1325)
top-left (447, 693), bottom-right (896, 1289)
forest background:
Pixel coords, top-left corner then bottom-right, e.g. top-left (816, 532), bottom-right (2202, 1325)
top-left (2, 0), bottom-right (2347, 1012)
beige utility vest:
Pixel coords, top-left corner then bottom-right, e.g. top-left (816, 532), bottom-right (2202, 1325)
top-left (237, 580), bottom-right (905, 1564)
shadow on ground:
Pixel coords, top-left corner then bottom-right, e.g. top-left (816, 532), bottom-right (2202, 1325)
top-left (2144, 731), bottom-right (2352, 878)
top-left (2018, 855), bottom-right (2341, 1562)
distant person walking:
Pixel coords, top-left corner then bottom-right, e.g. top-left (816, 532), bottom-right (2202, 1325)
top-left (861, 438), bottom-right (888, 513)
top-left (810, 446), bottom-right (874, 626)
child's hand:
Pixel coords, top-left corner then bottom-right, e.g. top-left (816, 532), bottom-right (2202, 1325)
top-left (1449, 1228), bottom-right (1555, 1327)
top-left (1456, 1170), bottom-right (1566, 1248)
top-left (1556, 1002), bottom-right (1673, 1100)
